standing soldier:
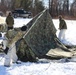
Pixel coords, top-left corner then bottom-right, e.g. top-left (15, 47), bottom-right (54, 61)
top-left (6, 12), bottom-right (14, 30)
top-left (4, 12), bottom-right (28, 67)
top-left (58, 15), bottom-right (67, 41)
top-left (4, 12), bottom-right (18, 67)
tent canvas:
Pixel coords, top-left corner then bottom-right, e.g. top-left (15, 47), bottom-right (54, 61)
top-left (17, 9), bottom-right (76, 59)
top-left (23, 9), bottom-right (59, 57)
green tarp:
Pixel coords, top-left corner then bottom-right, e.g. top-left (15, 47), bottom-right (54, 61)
top-left (17, 9), bottom-right (76, 59)
top-left (23, 9), bottom-right (58, 57)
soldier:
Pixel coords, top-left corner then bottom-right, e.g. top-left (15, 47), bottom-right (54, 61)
top-left (4, 12), bottom-right (18, 67)
top-left (4, 24), bottom-right (27, 66)
top-left (58, 15), bottom-right (67, 41)
top-left (6, 12), bottom-right (14, 30)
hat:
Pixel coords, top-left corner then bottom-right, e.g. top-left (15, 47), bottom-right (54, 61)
top-left (8, 12), bottom-right (12, 16)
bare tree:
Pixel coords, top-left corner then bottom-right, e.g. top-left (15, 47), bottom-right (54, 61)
top-left (0, 0), bottom-right (8, 12)
top-left (70, 0), bottom-right (76, 16)
top-left (49, 0), bottom-right (70, 17)
top-left (49, 0), bottom-right (59, 17)
top-left (0, 0), bottom-right (44, 16)
top-left (31, 0), bottom-right (44, 16)
top-left (63, 0), bottom-right (69, 15)
top-left (57, 0), bottom-right (63, 15)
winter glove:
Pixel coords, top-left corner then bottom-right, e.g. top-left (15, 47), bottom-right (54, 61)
top-left (21, 25), bottom-right (27, 31)
top-left (4, 47), bottom-right (9, 54)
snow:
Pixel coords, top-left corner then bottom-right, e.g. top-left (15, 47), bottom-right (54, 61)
top-left (53, 19), bottom-right (76, 46)
top-left (0, 56), bottom-right (76, 75)
top-left (14, 18), bottom-right (32, 28)
top-left (7, 18), bottom-right (76, 46)
top-left (0, 18), bottom-right (76, 75)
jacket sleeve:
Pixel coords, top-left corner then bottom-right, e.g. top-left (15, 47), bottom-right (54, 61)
top-left (6, 17), bottom-right (8, 24)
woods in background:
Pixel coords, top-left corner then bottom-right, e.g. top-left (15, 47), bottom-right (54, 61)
top-left (0, 0), bottom-right (76, 18)
top-left (49, 0), bottom-right (76, 18)
top-left (0, 0), bottom-right (44, 16)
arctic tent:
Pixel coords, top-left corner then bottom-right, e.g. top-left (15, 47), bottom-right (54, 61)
top-left (17, 9), bottom-right (76, 60)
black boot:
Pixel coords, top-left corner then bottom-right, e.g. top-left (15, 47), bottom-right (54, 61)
top-left (4, 47), bottom-right (9, 54)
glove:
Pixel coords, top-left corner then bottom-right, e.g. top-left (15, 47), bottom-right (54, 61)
top-left (4, 47), bottom-right (9, 54)
top-left (21, 25), bottom-right (27, 31)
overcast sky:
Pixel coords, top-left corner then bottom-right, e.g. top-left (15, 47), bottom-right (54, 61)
top-left (43, 0), bottom-right (49, 8)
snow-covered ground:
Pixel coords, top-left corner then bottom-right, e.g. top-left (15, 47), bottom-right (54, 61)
top-left (14, 18), bottom-right (32, 28)
top-left (53, 19), bottom-right (76, 46)
top-left (0, 55), bottom-right (76, 75)
top-left (0, 18), bottom-right (76, 75)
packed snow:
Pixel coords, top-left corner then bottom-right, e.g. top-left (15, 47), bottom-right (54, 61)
top-left (53, 19), bottom-right (76, 46)
top-left (14, 18), bottom-right (32, 28)
top-left (0, 18), bottom-right (76, 75)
